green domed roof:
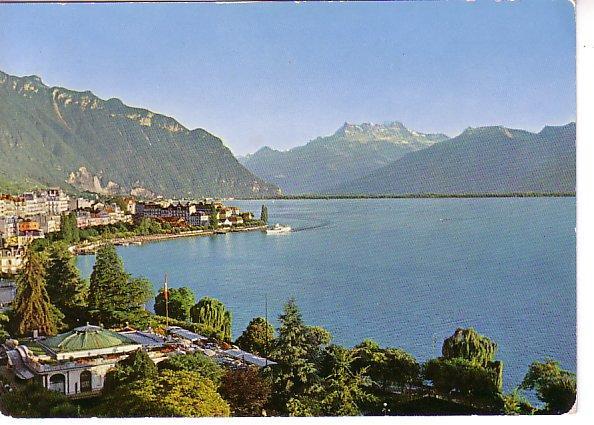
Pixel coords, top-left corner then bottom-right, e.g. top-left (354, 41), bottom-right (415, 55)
top-left (42, 324), bottom-right (136, 353)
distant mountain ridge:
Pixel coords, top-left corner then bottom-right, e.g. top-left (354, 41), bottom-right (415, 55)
top-left (331, 123), bottom-right (576, 195)
top-left (239, 121), bottom-right (448, 194)
top-left (0, 70), bottom-right (280, 197)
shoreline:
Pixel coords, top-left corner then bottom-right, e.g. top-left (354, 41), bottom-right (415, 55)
top-left (235, 192), bottom-right (576, 200)
top-left (71, 224), bottom-right (267, 255)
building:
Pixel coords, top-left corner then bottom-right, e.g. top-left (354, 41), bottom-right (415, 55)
top-left (42, 188), bottom-right (70, 215)
top-left (2, 324), bottom-right (276, 399)
top-left (3, 325), bottom-right (171, 398)
top-left (0, 247), bottom-right (24, 275)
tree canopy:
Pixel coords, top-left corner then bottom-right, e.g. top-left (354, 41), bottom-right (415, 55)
top-left (154, 286), bottom-right (195, 322)
top-left (190, 297), bottom-right (232, 341)
top-left (97, 370), bottom-right (230, 417)
top-left (270, 298), bottom-right (322, 412)
top-left (45, 242), bottom-right (88, 327)
top-left (10, 250), bottom-right (57, 336)
top-left (158, 351), bottom-right (224, 384)
top-left (220, 367), bottom-right (272, 416)
top-left (235, 316), bottom-right (275, 357)
top-left (88, 244), bottom-right (152, 327)
top-left (520, 359), bottom-right (576, 414)
top-left (103, 348), bottom-right (158, 393)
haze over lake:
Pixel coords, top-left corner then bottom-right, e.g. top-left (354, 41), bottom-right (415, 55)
top-left (77, 198), bottom-right (576, 392)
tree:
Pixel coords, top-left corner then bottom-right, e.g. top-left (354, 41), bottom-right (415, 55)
top-left (103, 349), bottom-right (158, 393)
top-left (88, 244), bottom-right (152, 327)
top-left (10, 251), bottom-right (57, 336)
top-left (96, 370), bottom-right (230, 417)
top-left (210, 204), bottom-right (219, 229)
top-left (442, 328), bottom-right (498, 367)
top-left (440, 328), bottom-right (503, 392)
top-left (520, 359), bottom-right (576, 414)
top-left (58, 212), bottom-right (79, 244)
top-left (190, 297), bottom-right (232, 341)
top-left (502, 388), bottom-right (535, 415)
top-left (260, 205), bottom-right (269, 224)
top-left (0, 381), bottom-right (80, 418)
top-left (0, 312), bottom-right (10, 341)
top-left (352, 340), bottom-right (420, 390)
top-left (158, 352), bottom-right (224, 384)
top-left (423, 357), bottom-right (502, 399)
top-left (45, 242), bottom-right (88, 327)
top-left (270, 298), bottom-right (320, 411)
top-left (154, 286), bottom-right (195, 321)
top-left (220, 367), bottom-right (273, 416)
top-left (235, 317), bottom-right (275, 356)
top-left (317, 345), bottom-right (375, 416)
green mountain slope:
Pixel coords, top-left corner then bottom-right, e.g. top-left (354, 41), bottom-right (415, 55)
top-left (331, 123), bottom-right (576, 195)
top-left (0, 70), bottom-right (280, 197)
top-left (239, 122), bottom-right (448, 194)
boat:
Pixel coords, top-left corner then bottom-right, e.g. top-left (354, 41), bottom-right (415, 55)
top-left (266, 224), bottom-right (292, 234)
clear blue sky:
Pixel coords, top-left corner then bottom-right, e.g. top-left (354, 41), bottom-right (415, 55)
top-left (0, 1), bottom-right (575, 155)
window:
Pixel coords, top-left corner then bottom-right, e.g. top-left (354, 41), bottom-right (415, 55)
top-left (80, 370), bottom-right (92, 392)
top-left (48, 374), bottom-right (66, 394)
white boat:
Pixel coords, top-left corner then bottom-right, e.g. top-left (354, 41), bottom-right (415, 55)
top-left (266, 223), bottom-right (291, 234)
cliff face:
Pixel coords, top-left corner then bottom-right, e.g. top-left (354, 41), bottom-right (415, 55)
top-left (0, 70), bottom-right (280, 197)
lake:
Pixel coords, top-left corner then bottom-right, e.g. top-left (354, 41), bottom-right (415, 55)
top-left (77, 197), bottom-right (576, 392)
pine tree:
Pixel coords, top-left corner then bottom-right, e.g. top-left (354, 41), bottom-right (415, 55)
top-left (11, 251), bottom-right (57, 336)
top-left (46, 243), bottom-right (88, 327)
top-left (270, 298), bottom-right (320, 412)
top-left (88, 244), bottom-right (152, 327)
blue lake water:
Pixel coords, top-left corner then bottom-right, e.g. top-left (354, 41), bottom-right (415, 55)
top-left (77, 198), bottom-right (576, 391)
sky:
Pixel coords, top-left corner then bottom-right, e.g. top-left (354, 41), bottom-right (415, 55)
top-left (0, 1), bottom-right (576, 156)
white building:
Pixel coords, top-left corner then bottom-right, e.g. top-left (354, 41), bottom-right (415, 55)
top-left (4, 325), bottom-right (169, 398)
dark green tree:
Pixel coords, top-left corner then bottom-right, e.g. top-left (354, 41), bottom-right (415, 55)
top-left (88, 244), bottom-right (152, 327)
top-left (317, 345), bottom-right (375, 416)
top-left (190, 297), bottom-right (232, 341)
top-left (520, 359), bottom-right (576, 414)
top-left (154, 286), bottom-right (195, 321)
top-left (423, 357), bottom-right (502, 399)
top-left (104, 349), bottom-right (158, 393)
top-left (210, 204), bottom-right (219, 229)
top-left (0, 381), bottom-right (81, 417)
top-left (270, 298), bottom-right (320, 412)
top-left (158, 352), bottom-right (224, 384)
top-left (58, 212), bottom-right (79, 244)
top-left (235, 317), bottom-right (275, 357)
top-left (45, 242), bottom-right (89, 327)
top-left (10, 251), bottom-right (57, 336)
top-left (260, 205), bottom-right (269, 224)
top-left (352, 340), bottom-right (420, 390)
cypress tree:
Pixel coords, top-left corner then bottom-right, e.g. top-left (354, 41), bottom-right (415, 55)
top-left (11, 251), bottom-right (57, 336)
top-left (260, 205), bottom-right (269, 224)
top-left (190, 297), bottom-right (232, 341)
top-left (442, 328), bottom-right (497, 367)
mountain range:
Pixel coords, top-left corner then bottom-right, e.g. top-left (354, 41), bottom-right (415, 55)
top-left (0, 70), bottom-right (280, 197)
top-left (239, 122), bottom-right (448, 194)
top-left (330, 123), bottom-right (576, 195)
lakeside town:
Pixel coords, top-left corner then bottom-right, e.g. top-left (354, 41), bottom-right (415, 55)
top-left (1, 187), bottom-right (263, 277)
